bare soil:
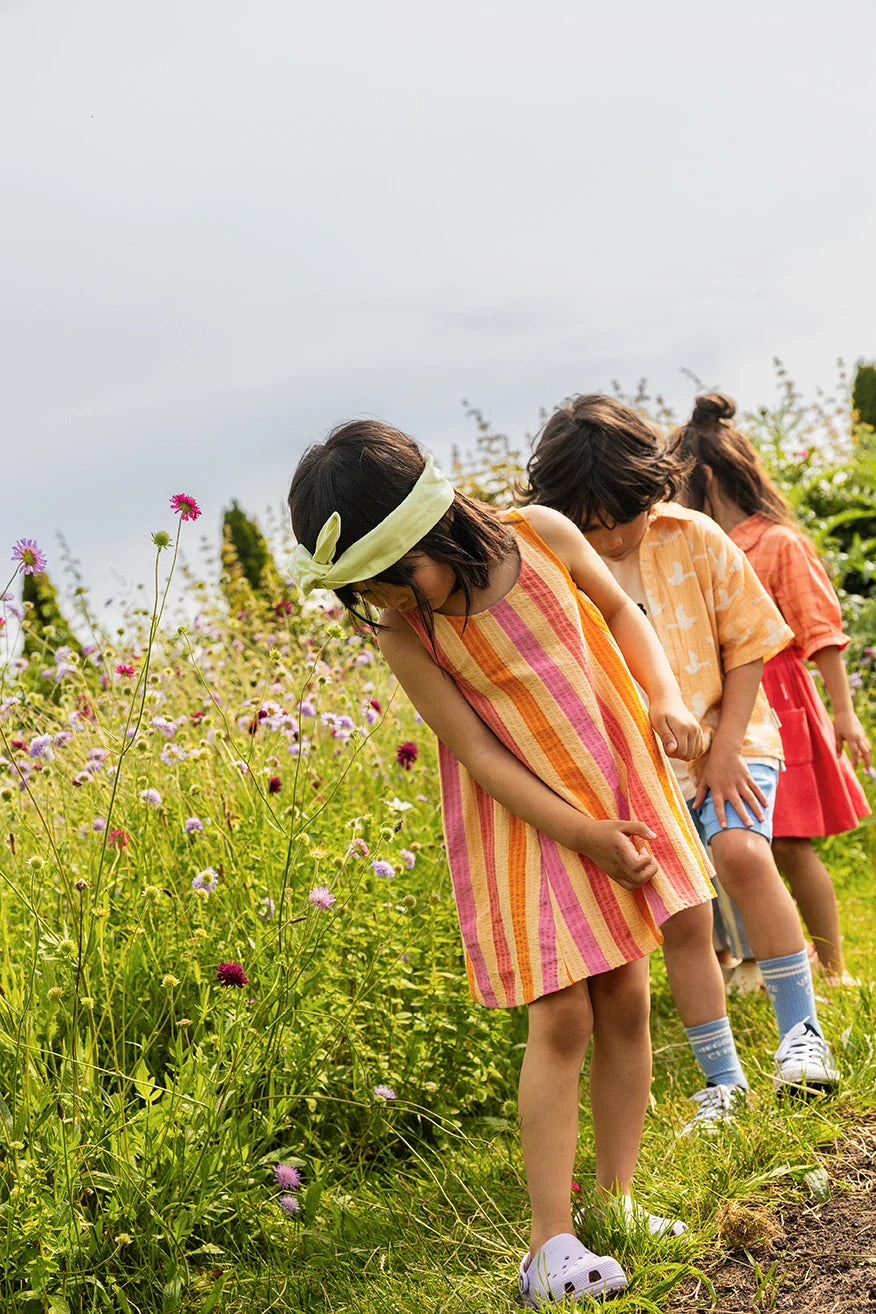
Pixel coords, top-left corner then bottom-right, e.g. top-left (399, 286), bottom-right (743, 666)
top-left (690, 1120), bottom-right (876, 1312)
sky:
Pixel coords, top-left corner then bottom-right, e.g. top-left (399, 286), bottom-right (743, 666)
top-left (2, 0), bottom-right (875, 629)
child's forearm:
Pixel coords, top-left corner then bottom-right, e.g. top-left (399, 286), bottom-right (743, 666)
top-left (466, 743), bottom-right (596, 853)
top-left (711, 659), bottom-right (763, 751)
top-left (606, 599), bottom-right (680, 702)
top-left (811, 646), bottom-right (854, 718)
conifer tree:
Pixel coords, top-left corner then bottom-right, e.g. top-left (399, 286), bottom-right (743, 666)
top-left (852, 362), bottom-right (876, 430)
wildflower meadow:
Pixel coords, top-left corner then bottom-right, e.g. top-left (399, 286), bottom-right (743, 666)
top-left (1, 369), bottom-right (874, 1313)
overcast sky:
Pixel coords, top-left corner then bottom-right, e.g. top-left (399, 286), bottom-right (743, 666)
top-left (2, 0), bottom-right (875, 629)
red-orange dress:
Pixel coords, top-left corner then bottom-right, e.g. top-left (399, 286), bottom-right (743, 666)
top-left (730, 515), bottom-right (870, 838)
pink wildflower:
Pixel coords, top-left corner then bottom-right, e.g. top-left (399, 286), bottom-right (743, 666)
top-left (309, 886), bottom-right (336, 910)
top-left (170, 493), bottom-right (202, 521)
top-left (396, 741), bottom-right (418, 770)
top-left (108, 829), bottom-right (130, 850)
top-left (116, 664), bottom-right (135, 678)
top-left (215, 961), bottom-right (248, 987)
top-left (274, 1163), bottom-right (302, 1190)
top-left (268, 775), bottom-right (282, 794)
top-left (278, 1195), bottom-right (300, 1215)
top-left (373, 1084), bottom-right (396, 1100)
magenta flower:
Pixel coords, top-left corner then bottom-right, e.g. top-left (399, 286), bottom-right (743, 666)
top-left (108, 829), bottom-right (130, 850)
top-left (116, 664), bottom-right (135, 677)
top-left (371, 860), bottom-right (394, 879)
top-left (278, 1195), bottom-right (300, 1215)
top-left (309, 886), bottom-right (336, 910)
top-left (274, 1163), bottom-right (302, 1190)
top-left (268, 775), bottom-right (282, 794)
top-left (11, 538), bottom-right (47, 575)
top-left (396, 741), bottom-right (418, 770)
top-left (373, 1084), bottom-right (396, 1100)
top-left (170, 493), bottom-right (202, 521)
top-left (216, 961), bottom-right (248, 987)
top-left (348, 837), bottom-right (369, 858)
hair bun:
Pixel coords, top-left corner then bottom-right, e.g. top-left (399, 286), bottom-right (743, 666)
top-left (692, 393), bottom-right (736, 424)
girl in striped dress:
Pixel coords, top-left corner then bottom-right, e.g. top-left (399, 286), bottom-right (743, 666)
top-left (288, 420), bottom-right (715, 1307)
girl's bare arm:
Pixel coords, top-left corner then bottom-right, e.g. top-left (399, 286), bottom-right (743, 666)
top-left (811, 645), bottom-right (872, 770)
top-left (376, 612), bottom-right (658, 889)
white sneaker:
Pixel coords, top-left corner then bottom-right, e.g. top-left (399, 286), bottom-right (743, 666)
top-left (680, 1083), bottom-right (746, 1135)
top-left (774, 1019), bottom-right (839, 1090)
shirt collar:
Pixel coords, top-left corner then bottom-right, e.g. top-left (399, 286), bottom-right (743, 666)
top-left (728, 514), bottom-right (770, 550)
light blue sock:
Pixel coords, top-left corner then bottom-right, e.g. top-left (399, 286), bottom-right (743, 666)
top-left (758, 950), bottom-right (821, 1040)
top-left (684, 1017), bottom-right (748, 1089)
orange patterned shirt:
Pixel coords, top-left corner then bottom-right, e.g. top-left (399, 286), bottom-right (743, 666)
top-left (729, 515), bottom-right (849, 659)
top-left (636, 505), bottom-right (794, 770)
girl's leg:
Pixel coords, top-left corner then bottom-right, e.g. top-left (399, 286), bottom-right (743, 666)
top-left (661, 902), bottom-right (748, 1093)
top-left (520, 979), bottom-right (593, 1257)
top-left (708, 829), bottom-right (804, 960)
top-left (772, 836), bottom-right (846, 978)
top-left (587, 957), bottom-right (651, 1200)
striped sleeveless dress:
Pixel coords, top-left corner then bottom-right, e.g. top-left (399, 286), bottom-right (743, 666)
top-left (404, 511), bottom-right (715, 1009)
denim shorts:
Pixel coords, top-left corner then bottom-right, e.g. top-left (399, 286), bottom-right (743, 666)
top-left (686, 761), bottom-right (779, 848)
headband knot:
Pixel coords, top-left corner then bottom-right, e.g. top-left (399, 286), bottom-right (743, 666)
top-left (290, 452), bottom-right (455, 597)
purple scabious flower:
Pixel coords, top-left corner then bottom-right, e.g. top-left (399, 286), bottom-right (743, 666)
top-left (184, 816), bottom-right (204, 833)
top-left (371, 860), bottom-right (395, 879)
top-left (92, 817), bottom-right (107, 832)
top-left (278, 1194), bottom-right (300, 1215)
top-left (849, 672), bottom-right (864, 689)
top-left (11, 538), bottom-right (47, 575)
top-left (274, 1163), bottom-right (302, 1190)
top-left (28, 734), bottom-right (55, 761)
top-left (258, 896), bottom-right (276, 921)
top-left (308, 886), bottom-right (336, 910)
top-left (400, 849), bottom-right (416, 870)
top-left (192, 867), bottom-right (219, 894)
top-left (374, 1084), bottom-right (396, 1100)
top-left (140, 787), bottom-right (162, 807)
top-left (216, 961), bottom-right (248, 987)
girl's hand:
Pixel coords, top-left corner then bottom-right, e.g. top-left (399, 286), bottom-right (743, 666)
top-left (833, 709), bottom-right (872, 771)
top-left (692, 744), bottom-right (767, 829)
top-left (579, 819), bottom-right (659, 890)
top-left (649, 698), bottom-right (705, 761)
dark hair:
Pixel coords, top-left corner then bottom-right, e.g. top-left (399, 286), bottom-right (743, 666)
top-left (674, 394), bottom-right (793, 525)
top-left (516, 394), bottom-right (692, 528)
top-left (287, 420), bottom-right (513, 637)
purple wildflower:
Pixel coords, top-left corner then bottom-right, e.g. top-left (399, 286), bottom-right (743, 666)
top-left (28, 735), bottom-right (55, 761)
top-left (184, 816), bottom-right (204, 833)
top-left (309, 886), bottom-right (336, 910)
top-left (850, 672), bottom-right (864, 690)
top-left (278, 1195), bottom-right (300, 1215)
top-left (92, 817), bottom-right (107, 832)
top-left (215, 961), bottom-right (248, 987)
top-left (192, 867), bottom-right (219, 894)
top-left (11, 538), bottom-right (47, 575)
top-left (140, 787), bottom-right (162, 807)
top-left (371, 860), bottom-right (395, 879)
top-left (400, 849), bottom-right (416, 870)
top-left (373, 1085), bottom-right (396, 1100)
top-left (274, 1163), bottom-right (302, 1190)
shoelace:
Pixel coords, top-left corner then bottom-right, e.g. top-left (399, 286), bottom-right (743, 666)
top-left (778, 1030), bottom-right (828, 1063)
top-left (690, 1086), bottom-right (734, 1120)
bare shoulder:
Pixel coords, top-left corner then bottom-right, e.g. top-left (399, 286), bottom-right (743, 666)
top-left (374, 608), bottom-right (418, 656)
top-left (516, 504), bottom-right (579, 553)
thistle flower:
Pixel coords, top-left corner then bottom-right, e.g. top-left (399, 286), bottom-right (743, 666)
top-left (216, 961), bottom-right (248, 987)
top-left (278, 1195), bottom-right (300, 1215)
top-left (308, 886), bottom-right (336, 910)
top-left (273, 1163), bottom-right (302, 1190)
top-left (373, 1085), bottom-right (396, 1100)
top-left (371, 860), bottom-right (395, 879)
top-left (11, 538), bottom-right (47, 575)
top-left (192, 867), bottom-right (219, 894)
top-left (170, 493), bottom-right (202, 522)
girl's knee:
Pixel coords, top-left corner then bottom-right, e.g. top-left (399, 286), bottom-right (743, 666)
top-left (711, 828), bottom-right (781, 886)
top-left (527, 980), bottom-right (592, 1059)
top-left (590, 961), bottom-right (650, 1034)
top-left (662, 901), bottom-right (713, 951)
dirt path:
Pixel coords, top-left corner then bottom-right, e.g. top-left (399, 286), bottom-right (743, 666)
top-left (694, 1120), bottom-right (876, 1312)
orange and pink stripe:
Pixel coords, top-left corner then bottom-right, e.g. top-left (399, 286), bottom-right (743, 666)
top-left (405, 512), bottom-right (715, 1008)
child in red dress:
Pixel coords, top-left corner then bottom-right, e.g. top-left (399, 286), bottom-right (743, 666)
top-left (675, 394), bottom-right (872, 985)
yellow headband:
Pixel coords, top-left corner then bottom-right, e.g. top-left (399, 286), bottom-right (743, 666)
top-left (290, 452), bottom-right (456, 597)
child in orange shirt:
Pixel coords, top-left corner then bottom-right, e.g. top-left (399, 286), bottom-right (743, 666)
top-left (520, 394), bottom-right (838, 1129)
top-left (675, 394), bottom-right (871, 986)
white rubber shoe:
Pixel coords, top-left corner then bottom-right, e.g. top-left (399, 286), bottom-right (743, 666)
top-left (774, 1019), bottom-right (839, 1091)
top-left (518, 1233), bottom-right (628, 1306)
top-left (574, 1197), bottom-right (687, 1239)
